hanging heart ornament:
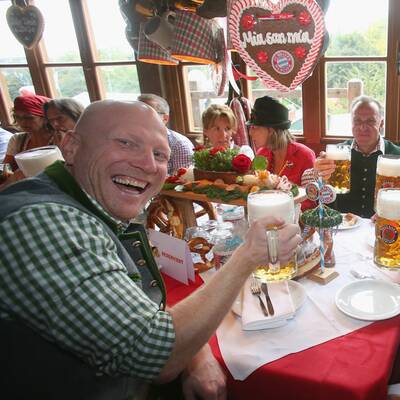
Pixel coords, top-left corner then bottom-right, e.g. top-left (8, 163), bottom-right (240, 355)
top-left (6, 5), bottom-right (45, 50)
top-left (228, 0), bottom-right (325, 91)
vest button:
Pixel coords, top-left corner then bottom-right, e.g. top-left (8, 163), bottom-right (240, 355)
top-left (363, 178), bottom-right (367, 181)
top-left (362, 195), bottom-right (366, 199)
top-left (362, 187), bottom-right (366, 191)
top-left (150, 279), bottom-right (158, 287)
top-left (137, 259), bottom-right (146, 266)
top-left (362, 205), bottom-right (365, 208)
top-left (364, 168), bottom-right (368, 172)
top-left (132, 240), bottom-right (141, 248)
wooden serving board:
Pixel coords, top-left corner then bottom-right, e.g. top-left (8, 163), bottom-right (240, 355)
top-left (160, 187), bottom-right (306, 206)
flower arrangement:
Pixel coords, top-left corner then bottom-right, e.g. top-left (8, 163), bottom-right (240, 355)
top-left (192, 146), bottom-right (253, 174)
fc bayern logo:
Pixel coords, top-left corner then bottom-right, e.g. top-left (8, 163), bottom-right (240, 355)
top-left (271, 50), bottom-right (294, 75)
top-left (380, 224), bottom-right (398, 245)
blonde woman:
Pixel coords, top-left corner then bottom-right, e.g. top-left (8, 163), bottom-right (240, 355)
top-left (202, 104), bottom-right (237, 148)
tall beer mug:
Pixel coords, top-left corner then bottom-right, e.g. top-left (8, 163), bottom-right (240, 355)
top-left (375, 155), bottom-right (400, 204)
top-left (374, 188), bottom-right (400, 269)
top-left (247, 190), bottom-right (297, 282)
top-left (325, 144), bottom-right (351, 194)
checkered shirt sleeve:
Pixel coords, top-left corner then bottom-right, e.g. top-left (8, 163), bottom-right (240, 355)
top-left (0, 203), bottom-right (175, 379)
top-left (167, 130), bottom-right (194, 175)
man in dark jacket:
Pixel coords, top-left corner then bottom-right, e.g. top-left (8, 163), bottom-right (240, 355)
top-left (303, 95), bottom-right (400, 218)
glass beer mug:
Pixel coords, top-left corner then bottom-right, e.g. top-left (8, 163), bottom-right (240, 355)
top-left (325, 144), bottom-right (351, 194)
top-left (374, 188), bottom-right (400, 269)
top-left (374, 155), bottom-right (400, 203)
top-left (247, 190), bottom-right (297, 282)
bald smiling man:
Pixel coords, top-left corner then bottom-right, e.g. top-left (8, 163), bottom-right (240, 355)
top-left (0, 100), bottom-right (301, 400)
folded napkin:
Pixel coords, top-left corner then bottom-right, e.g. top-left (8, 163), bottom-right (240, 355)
top-left (241, 279), bottom-right (295, 330)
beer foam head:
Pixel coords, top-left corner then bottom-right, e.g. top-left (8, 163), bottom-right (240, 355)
top-left (247, 190), bottom-right (294, 224)
top-left (377, 156), bottom-right (400, 177)
top-left (15, 146), bottom-right (63, 177)
top-left (377, 189), bottom-right (400, 220)
top-left (325, 145), bottom-right (351, 161)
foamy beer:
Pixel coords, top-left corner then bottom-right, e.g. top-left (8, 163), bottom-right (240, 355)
top-left (325, 144), bottom-right (351, 194)
top-left (374, 188), bottom-right (400, 269)
top-left (247, 190), bottom-right (297, 281)
top-left (375, 155), bottom-right (400, 202)
top-left (15, 145), bottom-right (64, 177)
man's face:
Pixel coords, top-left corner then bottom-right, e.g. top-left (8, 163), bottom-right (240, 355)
top-left (65, 102), bottom-right (170, 221)
top-left (352, 102), bottom-right (383, 152)
top-left (204, 116), bottom-right (233, 148)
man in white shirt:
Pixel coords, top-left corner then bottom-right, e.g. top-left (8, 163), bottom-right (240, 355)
top-left (138, 94), bottom-right (194, 175)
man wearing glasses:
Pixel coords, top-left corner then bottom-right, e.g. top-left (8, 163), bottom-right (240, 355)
top-left (302, 95), bottom-right (400, 218)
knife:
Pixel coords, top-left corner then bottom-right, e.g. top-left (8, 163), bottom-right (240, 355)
top-left (261, 283), bottom-right (275, 316)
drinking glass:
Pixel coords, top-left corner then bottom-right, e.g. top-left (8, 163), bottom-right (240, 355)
top-left (374, 188), bottom-right (400, 269)
top-left (325, 144), bottom-right (351, 194)
top-left (374, 155), bottom-right (400, 206)
top-left (247, 190), bottom-right (297, 282)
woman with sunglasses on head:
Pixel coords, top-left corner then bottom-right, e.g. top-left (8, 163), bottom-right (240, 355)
top-left (2, 94), bottom-right (53, 172)
top-left (44, 98), bottom-right (85, 148)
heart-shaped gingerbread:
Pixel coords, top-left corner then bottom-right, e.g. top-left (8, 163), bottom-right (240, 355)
top-left (6, 5), bottom-right (45, 50)
top-left (229, 0), bottom-right (325, 91)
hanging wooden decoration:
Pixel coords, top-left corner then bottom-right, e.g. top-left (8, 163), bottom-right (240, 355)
top-left (6, 3), bottom-right (45, 50)
top-left (228, 0), bottom-right (325, 91)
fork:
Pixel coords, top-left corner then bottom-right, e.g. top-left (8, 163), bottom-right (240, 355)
top-left (250, 278), bottom-right (269, 316)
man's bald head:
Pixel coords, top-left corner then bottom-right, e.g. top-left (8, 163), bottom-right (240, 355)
top-left (62, 100), bottom-right (170, 221)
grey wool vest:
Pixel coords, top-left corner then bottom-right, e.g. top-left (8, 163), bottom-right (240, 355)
top-left (0, 172), bottom-right (166, 400)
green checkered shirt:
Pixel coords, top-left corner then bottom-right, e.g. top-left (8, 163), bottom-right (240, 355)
top-left (0, 173), bottom-right (175, 380)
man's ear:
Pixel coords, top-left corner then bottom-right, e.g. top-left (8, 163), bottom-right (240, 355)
top-left (61, 130), bottom-right (80, 165)
top-left (162, 113), bottom-right (169, 125)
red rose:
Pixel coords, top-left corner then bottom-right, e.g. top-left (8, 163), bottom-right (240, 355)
top-left (177, 167), bottom-right (187, 176)
top-left (209, 146), bottom-right (226, 155)
top-left (232, 154), bottom-right (252, 174)
top-left (165, 176), bottom-right (180, 183)
top-left (194, 145), bottom-right (206, 152)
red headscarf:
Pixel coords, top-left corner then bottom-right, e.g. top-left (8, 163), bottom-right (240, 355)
top-left (13, 94), bottom-right (51, 117)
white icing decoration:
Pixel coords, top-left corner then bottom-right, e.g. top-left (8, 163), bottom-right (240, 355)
top-left (241, 29), bottom-right (313, 48)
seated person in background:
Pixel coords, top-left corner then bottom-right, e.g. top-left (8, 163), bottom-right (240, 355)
top-left (138, 93), bottom-right (193, 175)
top-left (248, 96), bottom-right (316, 187)
top-left (0, 100), bottom-right (302, 399)
top-left (44, 98), bottom-right (85, 148)
top-left (202, 104), bottom-right (237, 148)
top-left (3, 94), bottom-right (53, 171)
top-left (302, 95), bottom-right (400, 218)
top-left (0, 126), bottom-right (13, 162)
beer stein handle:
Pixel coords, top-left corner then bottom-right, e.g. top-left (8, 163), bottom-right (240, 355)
top-left (266, 229), bottom-right (280, 273)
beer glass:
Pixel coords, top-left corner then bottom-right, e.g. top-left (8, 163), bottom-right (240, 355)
top-left (374, 188), bottom-right (400, 269)
top-left (375, 155), bottom-right (400, 204)
top-left (15, 145), bottom-right (64, 177)
top-left (247, 190), bottom-right (297, 282)
top-left (325, 144), bottom-right (351, 194)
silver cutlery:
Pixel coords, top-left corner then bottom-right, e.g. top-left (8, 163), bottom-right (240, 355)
top-left (261, 282), bottom-right (275, 316)
top-left (250, 278), bottom-right (268, 316)
top-left (350, 269), bottom-right (376, 280)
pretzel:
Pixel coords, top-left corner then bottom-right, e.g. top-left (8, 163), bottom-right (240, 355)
top-left (188, 237), bottom-right (214, 273)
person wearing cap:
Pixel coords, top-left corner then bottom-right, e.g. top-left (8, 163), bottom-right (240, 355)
top-left (2, 94), bottom-right (53, 176)
top-left (248, 96), bottom-right (316, 188)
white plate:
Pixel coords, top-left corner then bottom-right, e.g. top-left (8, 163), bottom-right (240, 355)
top-left (338, 214), bottom-right (361, 230)
top-left (232, 280), bottom-right (306, 317)
top-left (336, 280), bottom-right (400, 321)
